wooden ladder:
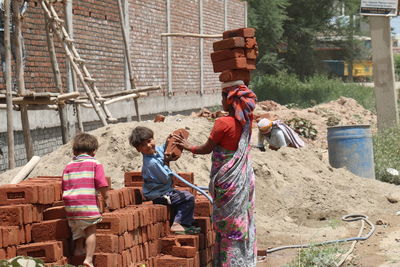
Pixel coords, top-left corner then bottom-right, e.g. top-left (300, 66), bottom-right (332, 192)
top-left (41, 0), bottom-right (116, 126)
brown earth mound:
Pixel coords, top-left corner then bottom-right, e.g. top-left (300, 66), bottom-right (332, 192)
top-left (1, 98), bottom-right (396, 254)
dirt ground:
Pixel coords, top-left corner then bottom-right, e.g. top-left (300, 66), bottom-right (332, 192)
top-left (1, 97), bottom-right (400, 266)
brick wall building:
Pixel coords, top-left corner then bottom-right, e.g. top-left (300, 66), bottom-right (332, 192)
top-left (0, 0), bottom-right (247, 171)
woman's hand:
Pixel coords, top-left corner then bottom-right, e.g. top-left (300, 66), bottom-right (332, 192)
top-left (173, 134), bottom-right (192, 151)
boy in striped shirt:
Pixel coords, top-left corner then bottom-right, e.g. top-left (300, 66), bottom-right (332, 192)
top-left (62, 133), bottom-right (109, 267)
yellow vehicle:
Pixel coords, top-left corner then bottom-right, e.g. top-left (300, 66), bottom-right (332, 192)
top-left (344, 60), bottom-right (373, 79)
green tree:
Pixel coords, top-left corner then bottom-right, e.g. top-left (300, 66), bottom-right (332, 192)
top-left (283, 0), bottom-right (338, 79)
top-left (247, 0), bottom-right (289, 74)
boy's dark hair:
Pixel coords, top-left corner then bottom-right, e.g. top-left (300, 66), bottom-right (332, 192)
top-left (72, 132), bottom-right (99, 156)
top-left (129, 126), bottom-right (154, 148)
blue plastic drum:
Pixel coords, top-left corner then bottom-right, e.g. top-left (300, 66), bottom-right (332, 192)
top-left (327, 125), bottom-right (375, 179)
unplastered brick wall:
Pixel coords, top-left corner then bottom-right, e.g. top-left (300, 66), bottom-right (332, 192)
top-left (0, 0), bottom-right (245, 96)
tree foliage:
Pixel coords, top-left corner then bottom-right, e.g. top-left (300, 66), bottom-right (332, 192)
top-left (248, 0), bottom-right (366, 79)
top-left (247, 0), bottom-right (288, 73)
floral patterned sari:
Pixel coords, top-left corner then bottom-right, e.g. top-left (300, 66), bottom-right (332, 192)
top-left (209, 123), bottom-right (256, 267)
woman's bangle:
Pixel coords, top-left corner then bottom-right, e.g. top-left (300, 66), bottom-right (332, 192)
top-left (190, 146), bottom-right (197, 154)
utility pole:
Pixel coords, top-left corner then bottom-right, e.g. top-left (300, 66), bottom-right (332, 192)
top-left (361, 0), bottom-right (399, 130)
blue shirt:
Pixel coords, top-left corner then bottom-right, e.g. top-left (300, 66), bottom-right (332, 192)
top-left (142, 145), bottom-right (174, 200)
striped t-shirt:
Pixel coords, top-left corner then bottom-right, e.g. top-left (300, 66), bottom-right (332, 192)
top-left (62, 154), bottom-right (108, 219)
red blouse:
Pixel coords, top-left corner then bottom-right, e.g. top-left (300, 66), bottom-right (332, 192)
top-left (209, 116), bottom-right (243, 151)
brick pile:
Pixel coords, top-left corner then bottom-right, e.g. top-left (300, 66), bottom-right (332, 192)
top-left (0, 172), bottom-right (215, 267)
top-left (124, 171), bottom-right (215, 267)
top-left (211, 28), bottom-right (258, 85)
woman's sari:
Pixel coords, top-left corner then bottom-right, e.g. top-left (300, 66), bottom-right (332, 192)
top-left (209, 123), bottom-right (256, 267)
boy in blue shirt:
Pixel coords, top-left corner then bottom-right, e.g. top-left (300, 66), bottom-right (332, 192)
top-left (129, 126), bottom-right (198, 234)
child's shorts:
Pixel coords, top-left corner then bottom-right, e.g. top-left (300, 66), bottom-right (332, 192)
top-left (68, 217), bottom-right (102, 240)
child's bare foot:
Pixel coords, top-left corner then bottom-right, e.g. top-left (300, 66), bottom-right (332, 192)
top-left (170, 222), bottom-right (185, 232)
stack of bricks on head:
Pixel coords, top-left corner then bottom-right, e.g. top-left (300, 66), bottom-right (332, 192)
top-left (0, 171), bottom-right (214, 266)
top-left (212, 27), bottom-right (258, 84)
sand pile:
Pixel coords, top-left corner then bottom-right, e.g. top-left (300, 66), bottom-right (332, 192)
top-left (254, 97), bottom-right (377, 149)
top-left (2, 97), bottom-right (397, 249)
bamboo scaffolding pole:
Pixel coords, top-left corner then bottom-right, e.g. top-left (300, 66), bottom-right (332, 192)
top-left (45, 15), bottom-right (69, 144)
top-left (13, 0), bottom-right (33, 161)
top-left (77, 92), bottom-right (147, 108)
top-left (117, 0), bottom-right (141, 121)
top-left (47, 3), bottom-right (115, 122)
top-left (79, 85), bottom-right (161, 99)
top-left (64, 0), bottom-right (83, 132)
top-left (4, 0), bottom-right (15, 169)
top-left (1, 104), bottom-right (59, 110)
top-left (160, 33), bottom-right (222, 38)
top-left (41, 0), bottom-right (108, 126)
top-left (105, 92), bottom-right (147, 105)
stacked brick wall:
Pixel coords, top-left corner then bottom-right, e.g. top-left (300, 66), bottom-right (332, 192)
top-left (0, 172), bottom-right (215, 266)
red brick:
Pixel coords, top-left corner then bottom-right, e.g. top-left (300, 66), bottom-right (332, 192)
top-left (194, 252), bottom-right (200, 267)
top-left (6, 246), bottom-right (16, 258)
top-left (0, 206), bottom-right (23, 226)
top-left (219, 69), bottom-right (250, 83)
top-left (1, 226), bottom-right (21, 247)
top-left (171, 245), bottom-right (197, 258)
top-left (212, 57), bottom-right (247, 73)
top-left (97, 213), bottom-right (127, 235)
top-left (194, 217), bottom-right (212, 234)
top-left (164, 129), bottom-right (189, 162)
top-left (95, 234), bottom-right (119, 253)
top-left (23, 177), bottom-right (62, 201)
top-left (156, 255), bottom-right (193, 267)
top-left (43, 206), bottom-right (66, 221)
top-left (107, 190), bottom-right (121, 210)
top-left (211, 48), bottom-right (245, 63)
top-left (94, 253), bottom-right (121, 267)
top-left (206, 231), bottom-right (215, 247)
top-left (31, 219), bottom-right (71, 242)
top-left (21, 181), bottom-right (55, 204)
top-left (124, 172), bottom-right (143, 188)
top-left (223, 28), bottom-right (256, 39)
top-left (143, 241), bottom-right (149, 259)
top-left (247, 59), bottom-right (256, 70)
top-left (24, 224), bottom-right (32, 243)
top-left (175, 235), bottom-right (200, 250)
top-left (245, 48), bottom-right (258, 59)
top-left (119, 235), bottom-right (125, 254)
top-left (148, 240), bottom-right (160, 258)
top-left (160, 236), bottom-right (179, 254)
top-left (245, 37), bottom-right (257, 49)
top-left (154, 114), bottom-right (165, 122)
top-left (123, 231), bottom-right (134, 249)
top-left (173, 172), bottom-right (194, 188)
top-left (213, 37), bottom-right (245, 51)
top-left (17, 241), bottom-right (63, 263)
top-left (19, 227), bottom-right (25, 244)
top-left (0, 248), bottom-right (6, 259)
top-left (0, 185), bottom-right (38, 205)
top-left (122, 249), bottom-right (132, 267)
top-left (194, 200), bottom-right (212, 217)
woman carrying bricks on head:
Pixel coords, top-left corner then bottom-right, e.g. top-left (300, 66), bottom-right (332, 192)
top-left (62, 133), bottom-right (109, 267)
top-left (174, 80), bottom-right (257, 267)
